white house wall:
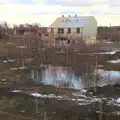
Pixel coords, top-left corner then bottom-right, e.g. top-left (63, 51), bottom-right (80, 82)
top-left (47, 28), bottom-right (51, 33)
top-left (48, 27), bottom-right (83, 37)
top-left (83, 17), bottom-right (97, 43)
top-left (83, 17), bottom-right (97, 37)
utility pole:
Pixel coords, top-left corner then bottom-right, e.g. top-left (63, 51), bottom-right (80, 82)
top-left (66, 44), bottom-right (69, 65)
top-left (28, 26), bottom-right (31, 58)
top-left (93, 53), bottom-right (98, 92)
top-left (95, 54), bottom-right (98, 88)
top-left (21, 47), bottom-right (24, 68)
top-left (44, 111), bottom-right (47, 120)
top-left (99, 95), bottom-right (103, 120)
top-left (36, 27), bottom-right (39, 60)
top-left (35, 96), bottom-right (38, 114)
top-left (35, 88), bottom-right (38, 114)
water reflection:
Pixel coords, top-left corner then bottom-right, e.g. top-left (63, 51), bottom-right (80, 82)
top-left (30, 65), bottom-right (86, 89)
top-left (28, 65), bottom-right (120, 90)
top-left (97, 69), bottom-right (120, 85)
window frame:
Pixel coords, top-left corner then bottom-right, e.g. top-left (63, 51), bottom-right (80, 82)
top-left (61, 28), bottom-right (64, 34)
top-left (51, 28), bottom-right (54, 33)
top-left (76, 28), bottom-right (80, 33)
top-left (68, 28), bottom-right (71, 34)
top-left (58, 28), bottom-right (64, 34)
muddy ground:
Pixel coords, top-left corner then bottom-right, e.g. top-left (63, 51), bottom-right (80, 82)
top-left (0, 47), bottom-right (120, 119)
top-left (0, 77), bottom-right (120, 120)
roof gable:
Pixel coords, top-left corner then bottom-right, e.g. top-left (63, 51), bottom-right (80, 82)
top-left (49, 17), bottom-right (68, 28)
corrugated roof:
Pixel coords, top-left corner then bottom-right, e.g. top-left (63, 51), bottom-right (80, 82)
top-left (49, 16), bottom-right (94, 28)
top-left (63, 17), bottom-right (87, 28)
top-left (49, 17), bottom-right (68, 28)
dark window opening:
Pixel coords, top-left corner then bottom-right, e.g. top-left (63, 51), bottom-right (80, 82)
top-left (58, 28), bottom-right (64, 34)
top-left (61, 28), bottom-right (64, 34)
top-left (51, 28), bottom-right (54, 33)
top-left (68, 39), bottom-right (70, 44)
top-left (58, 28), bottom-right (60, 34)
top-left (77, 28), bottom-right (80, 33)
top-left (68, 28), bottom-right (71, 34)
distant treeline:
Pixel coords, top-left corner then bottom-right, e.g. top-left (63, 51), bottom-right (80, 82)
top-left (0, 22), bottom-right (47, 39)
top-left (97, 26), bottom-right (120, 41)
top-left (0, 21), bottom-right (120, 41)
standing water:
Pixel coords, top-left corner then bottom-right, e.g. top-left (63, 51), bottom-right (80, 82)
top-left (27, 65), bottom-right (120, 90)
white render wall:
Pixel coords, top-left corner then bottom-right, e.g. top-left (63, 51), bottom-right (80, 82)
top-left (83, 17), bottom-right (97, 37)
top-left (47, 27), bottom-right (83, 37)
top-left (47, 16), bottom-right (97, 43)
top-left (83, 17), bottom-right (97, 43)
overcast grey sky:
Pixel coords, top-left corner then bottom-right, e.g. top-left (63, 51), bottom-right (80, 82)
top-left (0, 0), bottom-right (120, 26)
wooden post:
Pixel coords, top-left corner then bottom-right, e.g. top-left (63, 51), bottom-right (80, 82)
top-left (35, 97), bottom-right (38, 114)
top-left (28, 26), bottom-right (31, 58)
top-left (99, 95), bottom-right (102, 120)
top-left (66, 45), bottom-right (68, 65)
top-left (44, 111), bottom-right (47, 120)
top-left (21, 47), bottom-right (24, 68)
top-left (93, 54), bottom-right (98, 92)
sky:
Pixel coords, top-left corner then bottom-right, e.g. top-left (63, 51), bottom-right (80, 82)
top-left (0, 0), bottom-right (120, 27)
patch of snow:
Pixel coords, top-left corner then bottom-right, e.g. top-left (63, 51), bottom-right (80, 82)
top-left (30, 93), bottom-right (43, 98)
top-left (108, 59), bottom-right (120, 63)
top-left (8, 59), bottom-right (15, 62)
top-left (116, 98), bottom-right (120, 103)
top-left (2, 79), bottom-right (6, 82)
top-left (30, 92), bottom-right (64, 100)
top-left (89, 92), bottom-right (93, 95)
top-left (78, 102), bottom-right (91, 106)
top-left (57, 96), bottom-right (63, 99)
top-left (26, 58), bottom-right (33, 61)
top-left (99, 51), bottom-right (116, 55)
top-left (40, 64), bottom-right (47, 68)
top-left (47, 94), bottom-right (55, 98)
top-left (77, 99), bottom-right (85, 102)
top-left (12, 90), bottom-right (23, 93)
top-left (81, 89), bottom-right (87, 93)
top-left (72, 93), bottom-right (80, 97)
top-left (10, 67), bottom-right (27, 71)
top-left (3, 60), bottom-right (8, 63)
top-left (111, 111), bottom-right (120, 115)
top-left (10, 67), bottom-right (19, 70)
top-left (79, 94), bottom-right (87, 99)
top-left (19, 67), bottom-right (28, 70)
top-left (90, 98), bottom-right (101, 103)
top-left (72, 99), bottom-right (76, 101)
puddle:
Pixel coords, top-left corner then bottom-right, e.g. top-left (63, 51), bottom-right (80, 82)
top-left (26, 65), bottom-right (120, 90)
top-left (29, 65), bottom-right (86, 89)
top-left (97, 69), bottom-right (120, 85)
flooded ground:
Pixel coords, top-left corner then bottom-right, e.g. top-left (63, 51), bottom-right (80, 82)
top-left (0, 53), bottom-right (120, 120)
top-left (27, 65), bottom-right (120, 90)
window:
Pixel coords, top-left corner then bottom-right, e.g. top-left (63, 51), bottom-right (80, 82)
top-left (76, 28), bottom-right (80, 33)
top-left (51, 28), bottom-right (54, 33)
top-left (58, 28), bottom-right (64, 34)
top-left (58, 28), bottom-right (60, 34)
top-left (68, 28), bottom-right (71, 34)
top-left (61, 28), bottom-right (64, 34)
top-left (68, 39), bottom-right (70, 44)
